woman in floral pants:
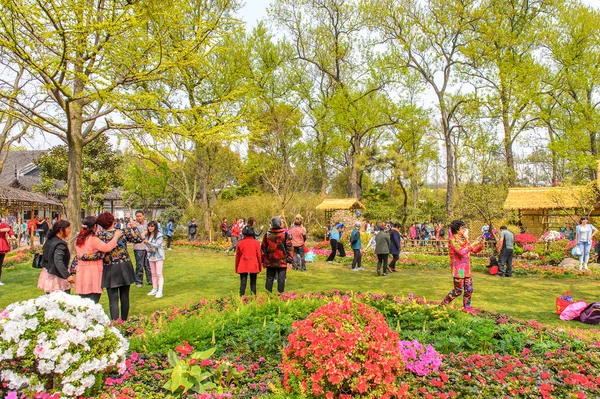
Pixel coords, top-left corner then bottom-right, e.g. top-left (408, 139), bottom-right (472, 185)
top-left (440, 220), bottom-right (483, 309)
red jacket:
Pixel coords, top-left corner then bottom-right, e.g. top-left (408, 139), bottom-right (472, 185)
top-left (235, 236), bottom-right (262, 274)
top-left (231, 223), bottom-right (241, 238)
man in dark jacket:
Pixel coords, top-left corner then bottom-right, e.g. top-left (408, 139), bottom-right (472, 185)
top-left (261, 216), bottom-right (292, 293)
top-left (389, 223), bottom-right (402, 272)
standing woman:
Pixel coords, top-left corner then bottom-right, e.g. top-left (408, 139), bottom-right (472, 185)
top-left (290, 214), bottom-right (307, 271)
top-left (326, 223), bottom-right (346, 263)
top-left (576, 216), bottom-right (597, 271)
top-left (37, 216), bottom-right (49, 246)
top-left (74, 216), bottom-right (122, 303)
top-left (225, 218), bottom-right (241, 256)
top-left (235, 225), bottom-right (263, 295)
top-left (37, 220), bottom-right (74, 293)
top-left (96, 212), bottom-right (143, 321)
top-left (165, 218), bottom-right (175, 251)
top-left (0, 218), bottom-right (12, 286)
top-left (440, 220), bottom-right (484, 309)
top-left (144, 221), bottom-right (165, 298)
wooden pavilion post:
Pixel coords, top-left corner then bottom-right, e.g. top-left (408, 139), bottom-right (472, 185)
top-left (30, 203), bottom-right (35, 250)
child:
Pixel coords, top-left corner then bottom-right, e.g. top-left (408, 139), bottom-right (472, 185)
top-left (488, 256), bottom-right (499, 275)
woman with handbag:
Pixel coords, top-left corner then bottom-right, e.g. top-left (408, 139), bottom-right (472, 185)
top-left (37, 220), bottom-right (74, 293)
top-left (575, 216), bottom-right (597, 271)
top-left (0, 217), bottom-right (12, 286)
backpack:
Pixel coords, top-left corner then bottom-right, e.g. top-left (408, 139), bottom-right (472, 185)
top-left (579, 302), bottom-right (600, 325)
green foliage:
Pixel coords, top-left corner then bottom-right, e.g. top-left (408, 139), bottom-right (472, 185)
top-left (159, 207), bottom-right (182, 226)
top-left (122, 158), bottom-right (171, 211)
top-left (162, 346), bottom-right (243, 396)
top-left (34, 135), bottom-right (122, 208)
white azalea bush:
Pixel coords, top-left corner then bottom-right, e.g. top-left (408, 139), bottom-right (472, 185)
top-left (0, 292), bottom-right (128, 398)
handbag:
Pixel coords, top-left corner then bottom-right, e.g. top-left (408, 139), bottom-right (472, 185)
top-left (571, 245), bottom-right (582, 256)
top-left (32, 252), bottom-right (43, 268)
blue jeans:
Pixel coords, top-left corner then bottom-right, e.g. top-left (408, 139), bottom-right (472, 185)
top-left (578, 241), bottom-right (591, 264)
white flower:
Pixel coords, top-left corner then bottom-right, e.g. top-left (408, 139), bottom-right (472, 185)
top-left (0, 292), bottom-right (129, 398)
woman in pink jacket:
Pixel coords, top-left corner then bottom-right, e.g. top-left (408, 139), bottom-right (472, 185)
top-left (74, 216), bottom-right (122, 303)
top-left (235, 224), bottom-right (262, 296)
top-left (440, 220), bottom-right (483, 309)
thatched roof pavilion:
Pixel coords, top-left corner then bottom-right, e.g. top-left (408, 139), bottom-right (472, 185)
top-left (503, 185), bottom-right (598, 236)
top-left (316, 198), bottom-right (366, 220)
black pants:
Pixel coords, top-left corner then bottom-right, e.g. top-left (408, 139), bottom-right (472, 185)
top-left (188, 233), bottom-right (196, 242)
top-left (326, 239), bottom-right (346, 261)
top-left (377, 254), bottom-right (389, 274)
top-left (389, 254), bottom-right (399, 270)
top-left (134, 250), bottom-right (152, 285)
top-left (107, 285), bottom-right (131, 321)
top-left (499, 248), bottom-right (514, 277)
top-left (80, 293), bottom-right (101, 303)
top-left (166, 235), bottom-right (172, 249)
top-left (38, 231), bottom-right (45, 245)
top-left (265, 267), bottom-right (286, 293)
top-left (240, 273), bottom-right (258, 296)
top-left (351, 249), bottom-right (362, 269)
top-left (0, 253), bottom-right (4, 281)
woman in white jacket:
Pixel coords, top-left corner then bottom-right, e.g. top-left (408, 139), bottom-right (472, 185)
top-left (144, 221), bottom-right (165, 298)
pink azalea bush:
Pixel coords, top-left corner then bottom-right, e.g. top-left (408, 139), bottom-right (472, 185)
top-left (399, 340), bottom-right (442, 377)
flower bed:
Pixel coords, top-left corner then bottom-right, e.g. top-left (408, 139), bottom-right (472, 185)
top-left (2, 291), bottom-right (596, 398)
top-left (171, 239), bottom-right (230, 251)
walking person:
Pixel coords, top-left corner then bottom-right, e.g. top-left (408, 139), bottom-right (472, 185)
top-left (132, 210), bottom-right (152, 288)
top-left (235, 225), bottom-right (263, 296)
top-left (496, 226), bottom-right (515, 277)
top-left (575, 216), bottom-right (597, 271)
top-left (74, 216), bottom-right (122, 304)
top-left (290, 214), bottom-right (307, 271)
top-left (0, 218), bottom-right (14, 286)
top-left (225, 218), bottom-right (241, 256)
top-left (326, 223), bottom-right (346, 263)
top-left (20, 219), bottom-right (27, 245)
top-left (440, 220), bottom-right (484, 309)
top-left (96, 212), bottom-right (143, 321)
top-left (37, 220), bottom-right (74, 293)
top-left (262, 216), bottom-right (292, 293)
top-left (165, 218), bottom-right (175, 251)
top-left (375, 226), bottom-right (391, 276)
top-left (350, 222), bottom-right (363, 271)
top-left (144, 221), bottom-right (165, 298)
top-left (389, 222), bottom-right (401, 272)
top-left (188, 217), bottom-right (198, 242)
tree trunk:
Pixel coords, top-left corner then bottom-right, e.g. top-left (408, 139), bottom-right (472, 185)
top-left (348, 136), bottom-right (361, 198)
top-left (66, 132), bottom-right (83, 248)
top-left (398, 177), bottom-right (408, 232)
top-left (589, 129), bottom-right (597, 180)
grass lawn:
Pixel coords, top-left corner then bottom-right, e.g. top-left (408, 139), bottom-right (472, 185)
top-left (0, 246), bottom-right (599, 330)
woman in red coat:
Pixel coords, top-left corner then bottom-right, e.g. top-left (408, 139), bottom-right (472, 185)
top-left (235, 225), bottom-right (263, 296)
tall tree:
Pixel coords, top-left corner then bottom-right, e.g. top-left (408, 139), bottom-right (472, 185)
top-left (543, 1), bottom-right (600, 181)
top-left (270, 0), bottom-right (396, 199)
top-left (366, 0), bottom-right (483, 217)
top-left (0, 0), bottom-right (183, 232)
top-left (462, 0), bottom-right (553, 185)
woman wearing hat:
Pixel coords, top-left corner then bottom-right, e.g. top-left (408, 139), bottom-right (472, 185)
top-left (261, 216), bottom-right (292, 293)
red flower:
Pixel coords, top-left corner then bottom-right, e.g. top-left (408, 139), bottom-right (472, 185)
top-left (174, 341), bottom-right (194, 356)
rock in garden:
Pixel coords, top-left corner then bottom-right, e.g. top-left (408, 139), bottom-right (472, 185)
top-left (558, 258), bottom-right (580, 268)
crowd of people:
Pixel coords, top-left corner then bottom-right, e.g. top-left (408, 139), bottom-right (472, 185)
top-left (0, 210), bottom-right (596, 319)
top-left (0, 210), bottom-right (167, 321)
